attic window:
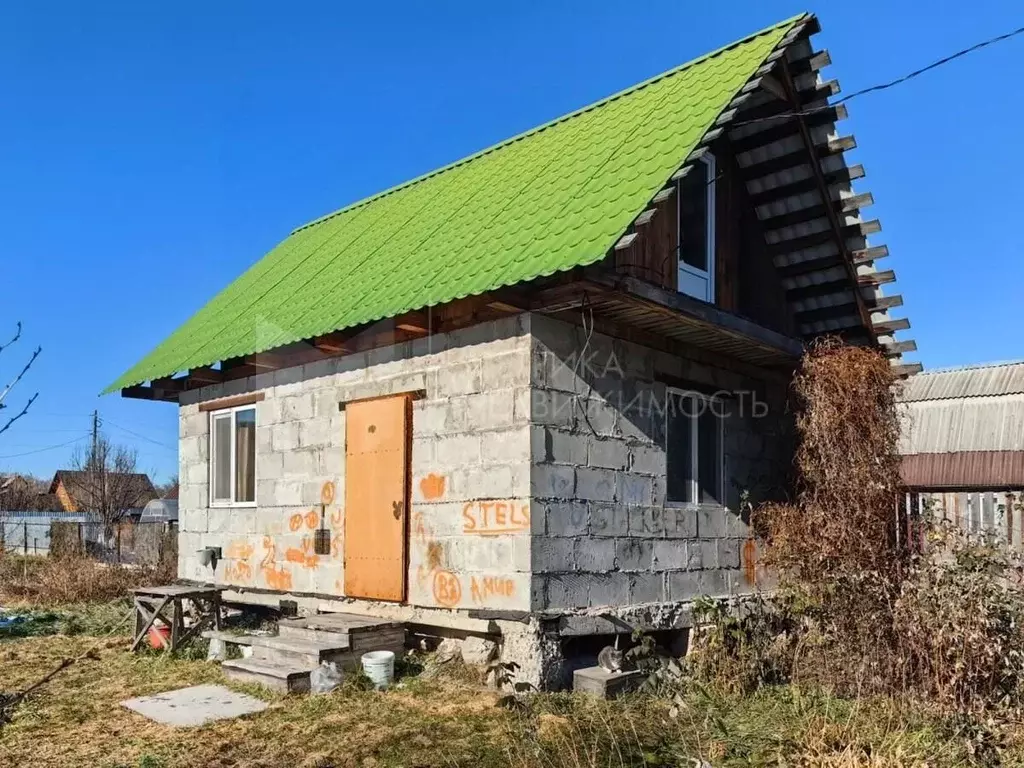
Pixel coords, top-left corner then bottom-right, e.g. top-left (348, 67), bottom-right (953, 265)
top-left (677, 152), bottom-right (716, 303)
top-left (210, 405), bottom-right (257, 507)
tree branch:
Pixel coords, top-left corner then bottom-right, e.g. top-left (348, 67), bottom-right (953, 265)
top-left (0, 322), bottom-right (22, 357)
top-left (0, 345), bottom-right (42, 410)
top-left (0, 392), bottom-right (38, 437)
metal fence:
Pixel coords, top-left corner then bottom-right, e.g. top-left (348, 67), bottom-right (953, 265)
top-left (0, 511), bottom-right (177, 566)
top-left (0, 512), bottom-right (91, 556)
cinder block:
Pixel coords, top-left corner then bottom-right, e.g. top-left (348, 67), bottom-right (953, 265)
top-left (531, 389), bottom-right (577, 430)
top-left (699, 540), bottom-right (718, 569)
top-left (590, 502), bottom-right (627, 537)
top-left (629, 444), bottom-right (664, 475)
top-left (466, 390), bottom-right (515, 429)
top-left (574, 538), bottom-right (616, 571)
top-left (653, 540), bottom-right (688, 570)
top-left (629, 572), bottom-right (664, 604)
top-left (618, 474), bottom-right (652, 506)
top-left (185, 463), bottom-right (207, 485)
top-left (587, 438), bottom-right (628, 470)
top-left (298, 419), bottom-right (331, 448)
top-left (436, 361), bottom-right (482, 396)
top-left (547, 429), bottom-right (588, 466)
top-left (588, 573), bottom-right (629, 608)
top-left (271, 423), bottom-right (300, 452)
top-left (581, 397), bottom-right (616, 437)
top-left (718, 539), bottom-right (740, 569)
top-left (259, 453), bottom-right (285, 481)
top-left (413, 401), bottom-right (449, 437)
top-left (411, 437), bottom-right (435, 468)
top-left (282, 449), bottom-right (317, 477)
top-left (667, 570), bottom-right (701, 601)
top-left (545, 502), bottom-right (589, 537)
top-left (481, 427), bottom-right (530, 465)
top-left (700, 569), bottom-right (730, 597)
top-left (531, 464), bottom-right (575, 499)
top-left (628, 506), bottom-right (665, 538)
top-left (664, 507), bottom-right (697, 538)
top-left (512, 387), bottom-right (532, 426)
top-left (532, 537), bottom-right (576, 573)
top-left (452, 465), bottom-right (515, 500)
top-left (281, 393), bottom-right (315, 422)
top-left (481, 352), bottom-right (530, 390)
top-left (697, 509), bottom-right (728, 540)
top-left (544, 573), bottom-right (589, 610)
top-left (435, 434), bottom-right (482, 467)
top-left (574, 667), bottom-right (645, 699)
top-left (575, 467), bottom-right (616, 502)
top-left (614, 538), bottom-right (653, 571)
top-left (464, 537), bottom-right (515, 571)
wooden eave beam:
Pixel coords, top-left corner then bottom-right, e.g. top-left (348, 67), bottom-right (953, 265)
top-left (882, 339), bottom-right (917, 356)
top-left (747, 163), bottom-right (864, 208)
top-left (892, 362), bottom-right (924, 378)
top-left (873, 317), bottom-right (911, 335)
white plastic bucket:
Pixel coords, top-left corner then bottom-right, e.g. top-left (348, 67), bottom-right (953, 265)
top-left (361, 650), bottom-right (396, 689)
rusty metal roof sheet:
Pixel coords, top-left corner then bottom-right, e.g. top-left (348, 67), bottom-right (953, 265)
top-left (899, 360), bottom-right (1024, 402)
top-left (901, 451), bottom-right (1024, 490)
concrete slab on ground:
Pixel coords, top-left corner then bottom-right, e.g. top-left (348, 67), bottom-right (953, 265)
top-left (120, 684), bottom-right (268, 727)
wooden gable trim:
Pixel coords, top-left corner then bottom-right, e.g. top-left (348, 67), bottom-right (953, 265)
top-left (198, 392), bottom-right (266, 413)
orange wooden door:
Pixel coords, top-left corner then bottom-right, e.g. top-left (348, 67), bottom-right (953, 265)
top-left (343, 394), bottom-right (410, 601)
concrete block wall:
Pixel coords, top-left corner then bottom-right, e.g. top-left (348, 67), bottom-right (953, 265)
top-left (178, 316), bottom-right (534, 612)
top-left (528, 314), bottom-right (790, 612)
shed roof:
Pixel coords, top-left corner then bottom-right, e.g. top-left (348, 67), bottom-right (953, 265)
top-left (899, 360), bottom-right (1024, 403)
top-left (105, 15), bottom-right (806, 393)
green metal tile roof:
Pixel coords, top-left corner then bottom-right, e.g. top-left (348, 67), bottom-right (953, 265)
top-left (107, 15), bottom-right (805, 393)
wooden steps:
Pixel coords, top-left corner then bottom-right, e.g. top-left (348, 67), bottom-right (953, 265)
top-left (208, 612), bottom-right (405, 693)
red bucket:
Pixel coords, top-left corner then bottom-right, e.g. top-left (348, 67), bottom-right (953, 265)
top-left (148, 623), bottom-right (171, 649)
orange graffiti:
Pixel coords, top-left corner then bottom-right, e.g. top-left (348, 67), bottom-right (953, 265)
top-left (412, 511), bottom-right (427, 544)
top-left (259, 536), bottom-right (293, 591)
top-left (321, 481), bottom-right (336, 505)
top-left (264, 564), bottom-right (293, 591)
top-left (330, 508), bottom-right (343, 526)
top-left (462, 501), bottom-right (530, 535)
top-left (330, 533), bottom-right (343, 559)
top-left (432, 569), bottom-right (462, 607)
top-left (289, 514), bottom-right (304, 532)
top-left (420, 473), bottom-right (446, 500)
top-left (470, 575), bottom-right (516, 603)
top-left (285, 537), bottom-right (320, 569)
top-left (223, 560), bottom-right (253, 584)
top-left (742, 538), bottom-right (758, 586)
top-left (305, 510), bottom-right (319, 530)
top-left (225, 540), bottom-right (254, 560)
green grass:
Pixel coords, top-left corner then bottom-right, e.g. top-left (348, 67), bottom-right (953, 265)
top-left (0, 631), bottom-right (1012, 767)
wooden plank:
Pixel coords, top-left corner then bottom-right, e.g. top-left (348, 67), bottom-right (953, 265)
top-left (858, 269), bottom-right (896, 287)
top-left (198, 392), bottom-right (266, 413)
top-left (614, 232), bottom-right (638, 250)
top-left (869, 294), bottom-right (903, 311)
top-left (882, 339), bottom-right (917, 356)
top-left (873, 317), bottom-right (911, 334)
top-left (892, 362), bottom-right (923, 378)
top-left (633, 209), bottom-right (656, 226)
top-left (745, 163), bottom-right (864, 209)
top-left (188, 366), bottom-right (224, 384)
top-left (851, 244), bottom-right (889, 265)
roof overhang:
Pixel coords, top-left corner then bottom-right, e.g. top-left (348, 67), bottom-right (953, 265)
top-left (902, 452), bottom-right (1024, 490)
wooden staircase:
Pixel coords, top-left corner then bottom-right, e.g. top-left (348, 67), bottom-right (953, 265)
top-left (204, 613), bottom-right (405, 693)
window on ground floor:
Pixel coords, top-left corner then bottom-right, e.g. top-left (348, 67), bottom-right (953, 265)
top-left (665, 388), bottom-right (724, 506)
top-left (210, 405), bottom-right (256, 506)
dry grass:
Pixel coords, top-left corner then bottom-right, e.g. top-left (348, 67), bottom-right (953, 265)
top-left (0, 554), bottom-right (174, 605)
top-left (0, 632), bottom-right (999, 768)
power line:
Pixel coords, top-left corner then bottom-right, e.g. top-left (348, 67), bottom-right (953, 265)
top-left (103, 419), bottom-right (176, 451)
top-left (733, 22), bottom-right (1024, 127)
top-left (0, 434), bottom-right (90, 460)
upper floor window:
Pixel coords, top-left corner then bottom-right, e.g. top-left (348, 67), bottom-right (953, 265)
top-left (677, 152), bottom-right (716, 303)
top-left (665, 389), bottom-right (724, 506)
top-left (210, 405), bottom-right (256, 506)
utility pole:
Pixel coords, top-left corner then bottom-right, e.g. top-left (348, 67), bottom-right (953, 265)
top-left (91, 410), bottom-right (99, 466)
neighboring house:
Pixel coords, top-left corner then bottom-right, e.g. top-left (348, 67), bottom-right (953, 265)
top-left (0, 473), bottom-right (61, 512)
top-left (48, 470), bottom-right (158, 520)
top-left (106, 13), bottom-right (916, 686)
top-left (898, 361), bottom-right (1024, 545)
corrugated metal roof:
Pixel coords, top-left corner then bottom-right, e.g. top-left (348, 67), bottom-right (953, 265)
top-left (104, 16), bottom-right (804, 394)
top-left (901, 452), bottom-right (1024, 490)
top-left (899, 396), bottom-right (1024, 454)
top-left (899, 360), bottom-right (1024, 402)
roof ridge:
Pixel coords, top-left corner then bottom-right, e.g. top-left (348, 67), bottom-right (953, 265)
top-left (290, 12), bottom-right (809, 236)
top-left (915, 359), bottom-right (1024, 376)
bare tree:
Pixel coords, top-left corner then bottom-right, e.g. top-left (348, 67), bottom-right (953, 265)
top-left (69, 435), bottom-right (154, 538)
top-left (0, 322), bottom-right (41, 437)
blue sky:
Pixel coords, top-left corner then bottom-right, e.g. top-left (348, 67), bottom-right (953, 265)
top-left (1, 0), bottom-right (1021, 482)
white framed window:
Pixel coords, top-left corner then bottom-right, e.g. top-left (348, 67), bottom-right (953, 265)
top-left (664, 388), bottom-right (724, 506)
top-left (677, 151), bottom-right (716, 303)
top-left (209, 405), bottom-right (257, 507)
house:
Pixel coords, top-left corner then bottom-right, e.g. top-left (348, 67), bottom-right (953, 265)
top-left (48, 470), bottom-right (158, 520)
top-left (898, 361), bottom-right (1024, 545)
top-left (106, 13), bottom-right (916, 687)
